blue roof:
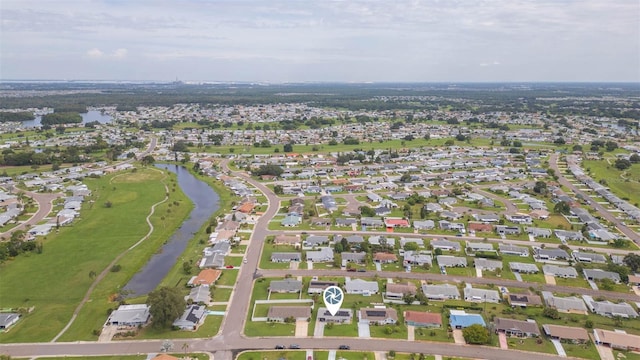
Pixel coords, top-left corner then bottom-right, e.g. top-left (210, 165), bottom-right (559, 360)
top-left (449, 313), bottom-right (486, 328)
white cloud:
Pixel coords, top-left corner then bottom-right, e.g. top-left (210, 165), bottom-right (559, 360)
top-left (86, 48), bottom-right (104, 58)
top-left (112, 48), bottom-right (128, 59)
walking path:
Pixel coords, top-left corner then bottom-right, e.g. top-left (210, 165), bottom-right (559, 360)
top-left (51, 168), bottom-right (169, 342)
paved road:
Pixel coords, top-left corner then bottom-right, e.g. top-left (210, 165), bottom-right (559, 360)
top-left (549, 153), bottom-right (640, 243)
top-left (472, 187), bottom-right (519, 215)
top-left (0, 191), bottom-right (62, 238)
top-left (257, 269), bottom-right (640, 302)
top-left (273, 228), bottom-right (640, 256)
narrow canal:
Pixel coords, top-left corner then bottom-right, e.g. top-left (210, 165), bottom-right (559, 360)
top-left (122, 164), bottom-right (220, 296)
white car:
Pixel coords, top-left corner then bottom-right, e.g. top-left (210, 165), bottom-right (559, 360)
top-left (243, 258), bottom-right (247, 264)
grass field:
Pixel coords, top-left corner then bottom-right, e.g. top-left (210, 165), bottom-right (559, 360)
top-left (583, 159), bottom-right (640, 207)
top-left (0, 167), bottom-right (192, 343)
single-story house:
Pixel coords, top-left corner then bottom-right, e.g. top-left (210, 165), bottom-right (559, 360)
top-left (269, 279), bottom-right (303, 293)
top-left (306, 247), bottom-right (334, 262)
top-left (404, 311), bottom-right (442, 328)
top-left (317, 307), bottom-right (353, 323)
top-left (509, 262), bottom-right (539, 274)
top-left (172, 304), bottom-right (207, 330)
top-left (186, 285), bottom-right (211, 304)
top-left (542, 292), bottom-right (588, 314)
top-left (437, 255), bottom-right (467, 268)
top-left (105, 304), bottom-right (151, 327)
top-left (508, 293), bottom-right (542, 308)
top-left (274, 234), bottom-right (301, 246)
top-left (573, 251), bottom-right (607, 264)
top-left (421, 283), bottom-right (459, 300)
top-left (542, 265), bottom-right (578, 279)
top-left (267, 306), bottom-right (311, 322)
top-left (403, 251), bottom-right (432, 266)
top-left (583, 269), bottom-right (621, 283)
top-left (385, 282), bottom-right (417, 300)
top-left (494, 318), bottom-right (540, 338)
top-left (308, 280), bottom-right (339, 294)
top-left (593, 328), bottom-right (640, 351)
top-left (271, 252), bottom-right (302, 263)
top-left (449, 310), bottom-right (485, 329)
top-left (187, 269), bottom-right (222, 287)
top-left (474, 258), bottom-right (502, 271)
top-left (345, 278), bottom-right (379, 295)
top-left (0, 313), bottom-right (20, 330)
top-left (534, 248), bottom-right (569, 261)
top-left (542, 324), bottom-right (589, 344)
top-left (431, 239), bottom-right (461, 252)
top-left (358, 307), bottom-right (398, 325)
top-left (498, 244), bottom-right (529, 257)
top-left (464, 287), bottom-right (500, 303)
top-left (374, 252), bottom-right (398, 263)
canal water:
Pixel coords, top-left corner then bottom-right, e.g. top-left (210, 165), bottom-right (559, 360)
top-left (122, 163), bottom-right (220, 296)
top-left (22, 110), bottom-right (113, 127)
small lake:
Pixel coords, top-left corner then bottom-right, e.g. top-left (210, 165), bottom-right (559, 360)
top-left (122, 164), bottom-right (220, 297)
top-left (22, 110), bottom-right (113, 127)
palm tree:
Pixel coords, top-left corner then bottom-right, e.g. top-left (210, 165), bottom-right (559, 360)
top-left (181, 342), bottom-right (189, 355)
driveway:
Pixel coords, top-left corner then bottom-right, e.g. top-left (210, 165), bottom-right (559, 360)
top-left (475, 268), bottom-right (483, 278)
top-left (295, 320), bottom-right (308, 338)
top-left (313, 321), bottom-right (325, 338)
top-left (407, 325), bottom-right (415, 341)
top-left (513, 273), bottom-right (523, 282)
top-left (544, 275), bottom-right (556, 285)
top-left (588, 280), bottom-right (599, 290)
top-left (550, 339), bottom-right (566, 357)
top-left (290, 261), bottom-right (299, 270)
top-left (97, 325), bottom-right (117, 342)
top-left (498, 332), bottom-right (508, 349)
top-left (595, 345), bottom-right (615, 360)
top-left (357, 321), bottom-right (371, 338)
top-left (452, 329), bottom-right (466, 345)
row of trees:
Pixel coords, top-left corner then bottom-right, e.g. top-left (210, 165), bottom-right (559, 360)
top-left (0, 111), bottom-right (35, 122)
top-left (41, 112), bottom-right (82, 125)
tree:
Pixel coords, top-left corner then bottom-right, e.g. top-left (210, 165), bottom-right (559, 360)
top-left (399, 173), bottom-right (412, 183)
top-left (542, 307), bottom-right (560, 319)
top-left (554, 201), bottom-right (570, 215)
top-left (444, 139), bottom-right (455, 146)
top-left (512, 140), bottom-right (523, 147)
top-left (273, 185), bottom-right (284, 195)
top-left (462, 324), bottom-right (490, 344)
top-left (554, 137), bottom-right (566, 145)
top-left (253, 164), bottom-right (284, 177)
top-left (146, 287), bottom-right (186, 329)
top-left (182, 261), bottom-right (192, 275)
top-left (533, 181), bottom-right (548, 194)
top-left (172, 140), bottom-right (189, 152)
top-left (283, 143), bottom-right (293, 152)
top-left (614, 158), bottom-right (631, 170)
top-left (630, 153), bottom-right (640, 163)
top-left (403, 293), bottom-right (415, 305)
top-left (141, 155), bottom-right (155, 166)
top-left (403, 242), bottom-right (419, 251)
top-left (624, 253), bottom-right (640, 272)
top-left (605, 141), bottom-right (618, 152)
top-left (359, 206), bottom-right (376, 217)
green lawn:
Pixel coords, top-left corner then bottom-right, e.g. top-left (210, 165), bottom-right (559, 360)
top-left (135, 315), bottom-right (222, 339)
top-left (244, 321), bottom-right (296, 337)
top-left (260, 243), bottom-right (300, 269)
top-left (562, 342), bottom-right (600, 360)
top-left (212, 287), bottom-right (233, 302)
top-left (583, 159), bottom-right (640, 207)
top-left (237, 351), bottom-right (307, 360)
top-left (216, 270), bottom-right (239, 286)
top-left (323, 322), bottom-right (359, 337)
top-left (506, 337), bottom-right (556, 354)
top-left (0, 167), bottom-right (192, 343)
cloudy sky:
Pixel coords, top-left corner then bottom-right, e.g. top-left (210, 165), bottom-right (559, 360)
top-left (1, 0), bottom-right (638, 82)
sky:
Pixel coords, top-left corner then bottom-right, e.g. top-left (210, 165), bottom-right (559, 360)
top-left (1, 0), bottom-right (639, 82)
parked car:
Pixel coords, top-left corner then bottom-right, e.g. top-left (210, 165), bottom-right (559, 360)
top-left (357, 268), bottom-right (366, 272)
top-left (289, 344), bottom-right (300, 349)
top-left (339, 345), bottom-right (350, 350)
top-left (275, 345), bottom-right (285, 349)
top-left (225, 265), bottom-right (234, 269)
top-left (243, 258), bottom-right (247, 264)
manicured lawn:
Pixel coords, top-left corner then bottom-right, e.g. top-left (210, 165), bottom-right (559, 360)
top-left (583, 159), bottom-right (640, 207)
top-left (313, 351), bottom-right (376, 360)
top-left (613, 350), bottom-right (640, 360)
top-left (520, 272), bottom-right (546, 283)
top-left (444, 266), bottom-right (476, 277)
top-left (506, 337), bottom-right (557, 354)
top-left (555, 277), bottom-right (591, 288)
top-left (135, 314), bottom-right (223, 339)
top-left (368, 323), bottom-right (408, 339)
top-left (237, 351), bottom-right (307, 360)
top-left (260, 243), bottom-right (300, 269)
top-left (0, 167), bottom-right (191, 343)
top-left (212, 287), bottom-right (233, 302)
top-left (216, 270), bottom-right (239, 286)
top-left (414, 327), bottom-right (454, 343)
top-left (563, 342), bottom-right (600, 360)
top-left (322, 322), bottom-right (359, 337)
top-left (244, 321), bottom-right (296, 337)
